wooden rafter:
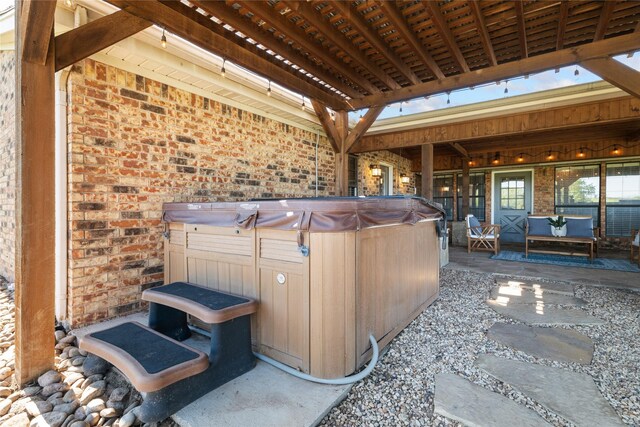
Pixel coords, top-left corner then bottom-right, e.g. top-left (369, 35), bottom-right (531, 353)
top-left (237, 1), bottom-right (381, 95)
top-left (344, 105), bottom-right (385, 152)
top-left (468, 1), bottom-right (497, 66)
top-left (514, 0), bottom-right (528, 58)
top-left (329, 1), bottom-right (420, 85)
top-left (191, 0), bottom-right (362, 99)
top-left (55, 10), bottom-right (152, 71)
top-left (556, 1), bottom-right (569, 51)
top-left (19, 0), bottom-right (57, 64)
top-left (286, 1), bottom-right (401, 90)
top-left (311, 99), bottom-right (340, 152)
top-left (580, 58), bottom-right (640, 99)
top-left (108, 0), bottom-right (347, 109)
top-left (423, 1), bottom-right (470, 73)
top-left (448, 142), bottom-right (469, 158)
top-left (594, 1), bottom-right (616, 41)
top-left (376, 1), bottom-right (445, 80)
top-left (349, 32), bottom-right (640, 109)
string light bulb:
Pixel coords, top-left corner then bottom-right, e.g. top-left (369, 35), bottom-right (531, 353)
top-left (468, 158), bottom-right (474, 167)
top-left (267, 80), bottom-right (271, 97)
top-left (399, 102), bottom-right (403, 113)
top-left (613, 145), bottom-right (620, 155)
top-left (517, 153), bottom-right (524, 162)
top-left (161, 29), bottom-right (167, 49)
top-left (446, 91), bottom-right (451, 104)
top-left (64, 0), bottom-right (74, 7)
top-left (577, 147), bottom-right (585, 158)
top-left (504, 80), bottom-right (509, 94)
top-left (221, 59), bottom-right (226, 78)
top-left (547, 150), bottom-right (553, 160)
top-left (359, 112), bottom-right (364, 121)
top-left (492, 153), bottom-right (500, 164)
top-left (301, 97), bottom-right (306, 111)
top-left (574, 66), bottom-right (580, 76)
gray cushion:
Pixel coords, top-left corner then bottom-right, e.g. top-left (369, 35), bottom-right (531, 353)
top-left (527, 218), bottom-right (552, 236)
top-left (566, 218), bottom-right (594, 238)
top-left (467, 215), bottom-right (482, 236)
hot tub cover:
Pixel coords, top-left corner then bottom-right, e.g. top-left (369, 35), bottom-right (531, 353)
top-left (163, 196), bottom-right (445, 233)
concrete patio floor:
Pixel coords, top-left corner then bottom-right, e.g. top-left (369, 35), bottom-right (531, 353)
top-left (446, 245), bottom-right (639, 292)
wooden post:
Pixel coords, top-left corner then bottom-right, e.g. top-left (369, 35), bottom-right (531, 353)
top-left (15, 0), bottom-right (57, 384)
top-left (334, 111), bottom-right (349, 196)
top-left (421, 144), bottom-right (433, 200)
top-left (462, 160), bottom-right (470, 219)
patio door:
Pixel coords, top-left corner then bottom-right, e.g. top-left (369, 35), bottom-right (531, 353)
top-left (494, 171), bottom-right (532, 243)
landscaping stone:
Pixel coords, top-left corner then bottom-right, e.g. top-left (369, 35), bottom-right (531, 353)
top-left (3, 412), bottom-right (29, 427)
top-left (82, 356), bottom-right (109, 377)
top-left (476, 355), bottom-right (624, 427)
top-left (434, 373), bottom-right (551, 427)
top-left (486, 299), bottom-right (605, 325)
top-left (489, 285), bottom-right (585, 306)
top-left (80, 381), bottom-right (106, 405)
top-left (38, 370), bottom-right (62, 387)
top-left (488, 323), bottom-right (594, 364)
top-left (25, 400), bottom-right (53, 417)
top-left (30, 410), bottom-right (67, 427)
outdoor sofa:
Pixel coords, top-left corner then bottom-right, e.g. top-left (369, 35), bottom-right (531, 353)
top-left (525, 214), bottom-right (600, 261)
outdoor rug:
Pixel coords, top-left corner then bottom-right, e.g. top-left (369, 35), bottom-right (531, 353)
top-left (490, 250), bottom-right (640, 273)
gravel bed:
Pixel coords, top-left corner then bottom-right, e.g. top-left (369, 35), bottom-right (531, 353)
top-left (320, 268), bottom-right (640, 426)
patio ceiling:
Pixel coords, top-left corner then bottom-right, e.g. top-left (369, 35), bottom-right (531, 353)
top-left (94, 0), bottom-right (640, 113)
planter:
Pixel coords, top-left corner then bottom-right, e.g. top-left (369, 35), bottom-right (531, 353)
top-left (551, 225), bottom-right (567, 237)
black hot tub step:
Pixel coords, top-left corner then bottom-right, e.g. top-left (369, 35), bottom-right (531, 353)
top-left (142, 281), bottom-right (258, 323)
top-left (79, 321), bottom-right (208, 393)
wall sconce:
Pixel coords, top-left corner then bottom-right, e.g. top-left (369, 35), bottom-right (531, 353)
top-left (370, 164), bottom-right (382, 178)
top-left (442, 186), bottom-right (450, 192)
top-left (400, 174), bottom-right (410, 185)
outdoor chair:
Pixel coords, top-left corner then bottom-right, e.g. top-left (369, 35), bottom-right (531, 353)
top-left (466, 214), bottom-right (501, 255)
top-left (632, 228), bottom-right (640, 267)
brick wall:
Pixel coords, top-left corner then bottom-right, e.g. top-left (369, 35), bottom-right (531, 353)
top-left (0, 52), bottom-right (15, 282)
top-left (355, 151), bottom-right (415, 196)
top-left (66, 59), bottom-right (410, 326)
top-left (533, 166), bottom-right (555, 214)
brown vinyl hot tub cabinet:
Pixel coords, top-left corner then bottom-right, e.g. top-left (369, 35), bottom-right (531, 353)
top-left (162, 197), bottom-right (444, 379)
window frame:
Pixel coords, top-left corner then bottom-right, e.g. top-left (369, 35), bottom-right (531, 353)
top-left (605, 161), bottom-right (640, 237)
top-left (433, 173), bottom-right (454, 220)
top-left (456, 172), bottom-right (486, 221)
top-left (554, 164), bottom-right (601, 227)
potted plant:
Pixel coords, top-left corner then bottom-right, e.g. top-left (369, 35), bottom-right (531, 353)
top-left (547, 215), bottom-right (567, 237)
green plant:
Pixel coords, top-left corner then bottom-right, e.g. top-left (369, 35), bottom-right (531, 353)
top-left (547, 215), bottom-right (567, 228)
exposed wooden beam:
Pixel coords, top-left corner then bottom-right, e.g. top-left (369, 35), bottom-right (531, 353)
top-left (335, 111), bottom-right (350, 196)
top-left (556, 1), bottom-right (569, 51)
top-left (192, 0), bottom-right (362, 99)
top-left (594, 1), bottom-right (616, 41)
top-left (580, 58), bottom-right (640, 99)
top-left (345, 105), bottom-right (385, 153)
top-left (19, 0), bottom-right (56, 64)
top-left (377, 1), bottom-right (445, 80)
top-left (330, 1), bottom-right (421, 85)
top-left (355, 96), bottom-right (640, 153)
top-left (15, 1), bottom-right (56, 384)
top-left (55, 10), bottom-right (152, 71)
top-left (349, 32), bottom-right (640, 109)
top-left (108, 0), bottom-right (346, 109)
top-left (423, 1), bottom-right (470, 72)
top-left (311, 99), bottom-right (340, 152)
top-left (468, 1), bottom-right (497, 66)
top-left (448, 142), bottom-right (469, 158)
top-left (237, 1), bottom-right (381, 95)
top-left (421, 144), bottom-right (434, 200)
top-left (286, 1), bottom-right (401, 90)
top-left (514, 0), bottom-right (528, 58)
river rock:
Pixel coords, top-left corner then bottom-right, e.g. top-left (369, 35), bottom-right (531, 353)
top-left (0, 398), bottom-right (11, 416)
top-left (53, 400), bottom-right (79, 415)
top-left (42, 383), bottom-right (69, 397)
top-left (84, 412), bottom-right (100, 426)
top-left (0, 367), bottom-right (12, 381)
top-left (0, 386), bottom-right (11, 397)
top-left (108, 388), bottom-right (128, 403)
top-left (116, 411), bottom-right (136, 427)
top-left (55, 330), bottom-right (66, 342)
top-left (100, 407), bottom-right (119, 418)
top-left (80, 381), bottom-right (106, 405)
top-left (86, 398), bottom-right (105, 413)
top-left (3, 412), bottom-right (29, 427)
top-left (30, 411), bottom-right (68, 427)
top-left (63, 388), bottom-right (82, 403)
top-left (63, 372), bottom-right (84, 386)
top-left (83, 356), bottom-right (109, 377)
top-left (38, 370), bottom-right (62, 387)
top-left (81, 375), bottom-right (103, 390)
top-left (25, 400), bottom-right (53, 417)
top-left (70, 421), bottom-right (89, 427)
top-left (23, 386), bottom-right (42, 397)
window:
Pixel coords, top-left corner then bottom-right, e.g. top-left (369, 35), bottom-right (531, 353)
top-left (456, 172), bottom-right (485, 221)
top-left (500, 178), bottom-right (525, 210)
top-left (606, 162), bottom-right (640, 236)
top-left (433, 174), bottom-right (454, 220)
top-left (348, 155), bottom-right (358, 196)
top-left (555, 165), bottom-right (600, 226)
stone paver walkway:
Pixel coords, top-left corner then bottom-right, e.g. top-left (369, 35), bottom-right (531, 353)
top-left (434, 278), bottom-right (624, 426)
top-left (434, 374), bottom-right (551, 427)
top-left (476, 355), bottom-right (624, 427)
top-left (488, 323), bottom-right (594, 364)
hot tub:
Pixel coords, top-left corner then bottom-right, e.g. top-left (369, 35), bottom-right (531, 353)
top-left (162, 196), bottom-right (445, 379)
